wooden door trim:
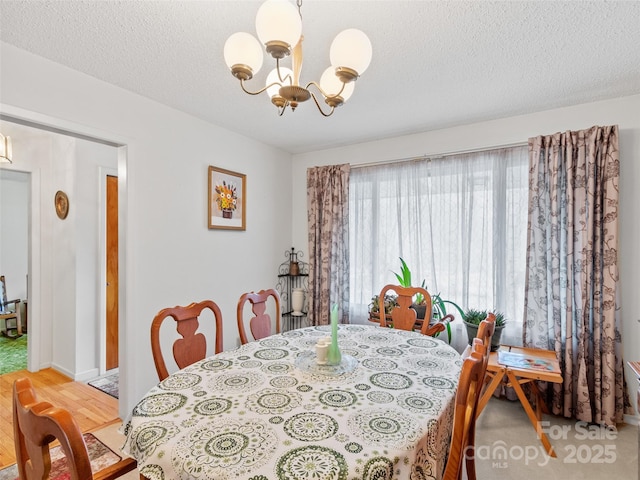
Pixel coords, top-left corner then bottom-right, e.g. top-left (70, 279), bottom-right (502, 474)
top-left (99, 167), bottom-right (118, 375)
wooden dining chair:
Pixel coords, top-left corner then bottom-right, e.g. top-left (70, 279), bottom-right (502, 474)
top-left (13, 377), bottom-right (137, 480)
top-left (237, 289), bottom-right (281, 345)
top-left (442, 346), bottom-right (488, 480)
top-left (150, 300), bottom-right (223, 381)
top-left (476, 312), bottom-right (496, 350)
top-left (464, 338), bottom-right (490, 480)
top-left (378, 284), bottom-right (448, 336)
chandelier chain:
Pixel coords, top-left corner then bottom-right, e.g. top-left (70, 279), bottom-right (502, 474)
top-left (296, 0), bottom-right (303, 21)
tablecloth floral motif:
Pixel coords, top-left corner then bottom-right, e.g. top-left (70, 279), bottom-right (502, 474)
top-left (123, 325), bottom-right (462, 480)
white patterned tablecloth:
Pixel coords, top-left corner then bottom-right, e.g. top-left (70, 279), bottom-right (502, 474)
top-left (123, 324), bottom-right (462, 480)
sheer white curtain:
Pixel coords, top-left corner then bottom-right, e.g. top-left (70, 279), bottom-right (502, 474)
top-left (349, 146), bottom-right (528, 352)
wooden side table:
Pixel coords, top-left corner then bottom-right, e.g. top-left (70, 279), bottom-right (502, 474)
top-left (476, 345), bottom-right (563, 457)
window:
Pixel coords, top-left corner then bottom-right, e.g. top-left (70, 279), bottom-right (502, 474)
top-left (349, 146), bottom-right (528, 351)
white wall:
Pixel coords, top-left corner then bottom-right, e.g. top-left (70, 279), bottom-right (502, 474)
top-left (50, 134), bottom-right (77, 376)
top-left (74, 139), bottom-right (118, 378)
top-left (1, 42), bottom-right (293, 418)
top-left (292, 94), bottom-right (640, 420)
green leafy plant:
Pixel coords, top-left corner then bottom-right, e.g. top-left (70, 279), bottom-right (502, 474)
top-left (392, 257), bottom-right (427, 305)
top-left (462, 308), bottom-right (506, 327)
top-left (369, 293), bottom-right (398, 315)
top-left (462, 308), bottom-right (507, 350)
top-left (431, 295), bottom-right (466, 344)
top-left (432, 295), bottom-right (466, 321)
top-left (390, 257), bottom-right (467, 343)
top-left (392, 257), bottom-right (412, 287)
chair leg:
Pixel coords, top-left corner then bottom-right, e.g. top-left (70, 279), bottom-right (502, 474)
top-left (464, 423), bottom-right (477, 480)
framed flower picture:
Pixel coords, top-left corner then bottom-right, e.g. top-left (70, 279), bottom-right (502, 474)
top-left (208, 166), bottom-right (246, 230)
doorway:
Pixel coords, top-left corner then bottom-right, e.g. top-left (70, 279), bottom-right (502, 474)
top-left (0, 169), bottom-right (29, 375)
top-left (1, 110), bottom-right (131, 419)
top-left (0, 117), bottom-right (124, 382)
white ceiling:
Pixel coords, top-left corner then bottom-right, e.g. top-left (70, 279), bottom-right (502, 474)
top-left (1, 0), bottom-right (639, 154)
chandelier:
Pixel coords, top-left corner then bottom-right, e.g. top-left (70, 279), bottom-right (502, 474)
top-left (0, 133), bottom-right (12, 164)
top-left (223, 0), bottom-right (372, 117)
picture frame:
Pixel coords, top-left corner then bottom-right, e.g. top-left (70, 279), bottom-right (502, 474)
top-left (208, 166), bottom-right (246, 230)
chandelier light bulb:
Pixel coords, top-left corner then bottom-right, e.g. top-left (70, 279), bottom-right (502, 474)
top-left (320, 67), bottom-right (354, 102)
top-left (224, 32), bottom-right (264, 77)
top-left (255, 0), bottom-right (302, 53)
top-left (330, 28), bottom-right (373, 76)
top-left (265, 67), bottom-right (293, 99)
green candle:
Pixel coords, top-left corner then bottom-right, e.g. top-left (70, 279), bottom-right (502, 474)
top-left (328, 304), bottom-right (341, 365)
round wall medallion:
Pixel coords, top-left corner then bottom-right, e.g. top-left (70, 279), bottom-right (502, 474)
top-left (55, 190), bottom-right (69, 219)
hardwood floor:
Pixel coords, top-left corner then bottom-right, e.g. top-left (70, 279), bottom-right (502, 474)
top-left (0, 368), bottom-right (120, 468)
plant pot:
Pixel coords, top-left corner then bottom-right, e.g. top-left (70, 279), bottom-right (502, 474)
top-left (222, 209), bottom-right (233, 219)
top-left (464, 321), bottom-right (504, 352)
top-left (411, 304), bottom-right (427, 320)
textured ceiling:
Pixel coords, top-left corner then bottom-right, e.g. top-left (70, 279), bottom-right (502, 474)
top-left (1, 0), bottom-right (639, 154)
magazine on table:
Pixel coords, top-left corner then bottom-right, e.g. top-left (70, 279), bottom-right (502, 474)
top-left (497, 350), bottom-right (560, 373)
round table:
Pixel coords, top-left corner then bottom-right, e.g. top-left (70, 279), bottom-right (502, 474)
top-left (123, 324), bottom-right (462, 480)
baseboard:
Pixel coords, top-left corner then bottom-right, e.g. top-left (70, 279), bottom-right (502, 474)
top-left (46, 364), bottom-right (101, 382)
top-left (623, 413), bottom-right (639, 426)
top-left (36, 361), bottom-right (51, 372)
top-left (75, 367), bottom-right (100, 382)
top-left (49, 362), bottom-right (73, 379)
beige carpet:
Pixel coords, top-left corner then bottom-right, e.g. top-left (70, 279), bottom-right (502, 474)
top-left (475, 397), bottom-right (638, 479)
top-left (95, 400), bottom-right (638, 479)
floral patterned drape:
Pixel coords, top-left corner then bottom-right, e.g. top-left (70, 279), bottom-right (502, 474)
top-left (307, 164), bottom-right (350, 326)
top-left (523, 125), bottom-right (631, 426)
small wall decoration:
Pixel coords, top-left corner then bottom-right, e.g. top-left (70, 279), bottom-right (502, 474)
top-left (208, 166), bottom-right (246, 230)
top-left (55, 190), bottom-right (69, 220)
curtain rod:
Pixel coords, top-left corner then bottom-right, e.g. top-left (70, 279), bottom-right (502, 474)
top-left (350, 141), bottom-right (528, 169)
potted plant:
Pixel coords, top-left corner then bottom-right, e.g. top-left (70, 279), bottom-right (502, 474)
top-left (386, 258), bottom-right (465, 343)
top-left (391, 257), bottom-right (428, 318)
top-left (462, 308), bottom-right (506, 351)
top-left (368, 293), bottom-right (398, 321)
top-left (431, 293), bottom-right (465, 344)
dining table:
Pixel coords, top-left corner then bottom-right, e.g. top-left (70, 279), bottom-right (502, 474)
top-left (122, 324), bottom-right (462, 480)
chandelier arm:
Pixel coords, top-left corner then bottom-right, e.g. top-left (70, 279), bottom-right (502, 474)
top-left (240, 79), bottom-right (281, 96)
top-left (306, 80), bottom-right (345, 102)
top-left (309, 92), bottom-right (335, 117)
top-left (275, 59), bottom-right (293, 85)
top-left (277, 99), bottom-right (289, 116)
